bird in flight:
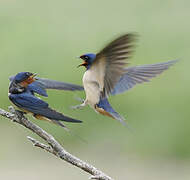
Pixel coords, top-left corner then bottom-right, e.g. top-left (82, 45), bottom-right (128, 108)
top-left (73, 33), bottom-right (177, 126)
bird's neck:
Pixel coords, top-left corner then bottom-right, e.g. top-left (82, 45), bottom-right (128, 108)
top-left (86, 64), bottom-right (91, 70)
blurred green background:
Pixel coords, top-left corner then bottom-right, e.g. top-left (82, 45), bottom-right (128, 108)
top-left (0, 0), bottom-right (189, 179)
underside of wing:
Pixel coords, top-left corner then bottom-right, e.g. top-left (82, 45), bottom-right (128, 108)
top-left (93, 33), bottom-right (136, 98)
top-left (111, 60), bottom-right (178, 95)
top-left (35, 77), bottom-right (84, 91)
top-left (28, 82), bottom-right (48, 97)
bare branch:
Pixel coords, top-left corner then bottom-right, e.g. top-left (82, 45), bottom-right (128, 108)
top-left (27, 136), bottom-right (56, 155)
top-left (0, 107), bottom-right (114, 180)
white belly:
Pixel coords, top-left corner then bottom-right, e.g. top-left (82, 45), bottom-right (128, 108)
top-left (83, 70), bottom-right (101, 108)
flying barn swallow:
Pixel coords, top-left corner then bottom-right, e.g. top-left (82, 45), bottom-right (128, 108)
top-left (9, 72), bottom-right (82, 128)
top-left (73, 33), bottom-right (177, 126)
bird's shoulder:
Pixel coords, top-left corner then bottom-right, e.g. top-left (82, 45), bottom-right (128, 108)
top-left (10, 91), bottom-right (48, 107)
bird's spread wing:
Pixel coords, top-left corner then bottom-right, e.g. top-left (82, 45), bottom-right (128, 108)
top-left (9, 76), bottom-right (84, 97)
top-left (35, 77), bottom-right (84, 91)
top-left (111, 60), bottom-right (178, 95)
top-left (91, 33), bottom-right (136, 98)
top-left (28, 82), bottom-right (48, 97)
top-left (9, 93), bottom-right (82, 123)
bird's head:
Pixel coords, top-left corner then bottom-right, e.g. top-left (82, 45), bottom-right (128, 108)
top-left (78, 53), bottom-right (96, 69)
top-left (9, 72), bottom-right (37, 94)
top-left (14, 72), bottom-right (37, 86)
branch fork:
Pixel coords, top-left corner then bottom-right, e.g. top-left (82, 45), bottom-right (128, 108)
top-left (0, 106), bottom-right (114, 180)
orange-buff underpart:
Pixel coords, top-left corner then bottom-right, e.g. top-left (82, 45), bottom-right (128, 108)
top-left (96, 107), bottom-right (114, 119)
top-left (20, 77), bottom-right (35, 87)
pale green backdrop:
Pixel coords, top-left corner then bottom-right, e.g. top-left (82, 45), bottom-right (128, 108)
top-left (0, 0), bottom-right (189, 179)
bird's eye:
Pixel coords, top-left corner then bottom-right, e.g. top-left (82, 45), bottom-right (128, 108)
top-left (84, 56), bottom-right (89, 60)
top-left (26, 72), bottom-right (33, 77)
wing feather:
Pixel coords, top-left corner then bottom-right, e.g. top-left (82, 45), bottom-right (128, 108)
top-left (92, 33), bottom-right (136, 98)
top-left (111, 60), bottom-right (178, 95)
top-left (9, 93), bottom-right (82, 123)
top-left (35, 78), bottom-right (84, 91)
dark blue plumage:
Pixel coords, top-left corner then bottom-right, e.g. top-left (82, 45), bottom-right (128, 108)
top-left (9, 90), bottom-right (82, 123)
top-left (13, 72), bottom-right (34, 83)
top-left (79, 53), bottom-right (96, 70)
top-left (27, 81), bottom-right (48, 97)
top-left (9, 72), bottom-right (82, 126)
top-left (97, 98), bottom-right (126, 126)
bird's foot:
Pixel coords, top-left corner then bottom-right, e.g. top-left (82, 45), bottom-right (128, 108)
top-left (15, 110), bottom-right (26, 119)
top-left (74, 97), bottom-right (85, 103)
top-left (70, 104), bottom-right (84, 110)
top-left (8, 106), bottom-right (26, 122)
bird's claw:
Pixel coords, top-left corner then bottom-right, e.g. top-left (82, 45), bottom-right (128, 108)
top-left (74, 97), bottom-right (84, 103)
top-left (15, 110), bottom-right (25, 117)
top-left (70, 105), bottom-right (83, 110)
top-left (12, 110), bottom-right (26, 121)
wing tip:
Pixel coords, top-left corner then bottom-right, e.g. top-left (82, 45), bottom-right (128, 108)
top-left (164, 59), bottom-right (179, 66)
top-left (61, 116), bottom-right (83, 123)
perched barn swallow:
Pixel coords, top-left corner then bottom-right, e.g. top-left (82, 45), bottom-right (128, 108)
top-left (9, 72), bottom-right (82, 128)
top-left (74, 33), bottom-right (177, 126)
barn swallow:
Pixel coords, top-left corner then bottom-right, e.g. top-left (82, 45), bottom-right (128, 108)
top-left (73, 33), bottom-right (177, 126)
top-left (9, 72), bottom-right (82, 128)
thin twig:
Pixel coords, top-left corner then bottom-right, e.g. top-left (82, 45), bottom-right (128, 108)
top-left (0, 107), bottom-right (114, 180)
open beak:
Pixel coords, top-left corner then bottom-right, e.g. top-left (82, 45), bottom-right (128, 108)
top-left (31, 73), bottom-right (37, 78)
top-left (30, 73), bottom-right (37, 80)
top-left (19, 73), bottom-right (37, 87)
top-left (27, 73), bottom-right (37, 83)
top-left (77, 61), bottom-right (88, 68)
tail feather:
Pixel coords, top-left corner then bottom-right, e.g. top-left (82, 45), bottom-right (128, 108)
top-left (34, 107), bottom-right (82, 123)
top-left (96, 98), bottom-right (127, 127)
top-left (34, 115), bottom-right (86, 143)
top-left (50, 120), bottom-right (87, 144)
top-left (51, 119), bottom-right (69, 130)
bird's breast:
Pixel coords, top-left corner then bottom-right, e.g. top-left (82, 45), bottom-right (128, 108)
top-left (83, 69), bottom-right (97, 83)
top-left (82, 70), bottom-right (101, 107)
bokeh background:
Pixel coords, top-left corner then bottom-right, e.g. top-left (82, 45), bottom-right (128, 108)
top-left (0, 0), bottom-right (189, 179)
